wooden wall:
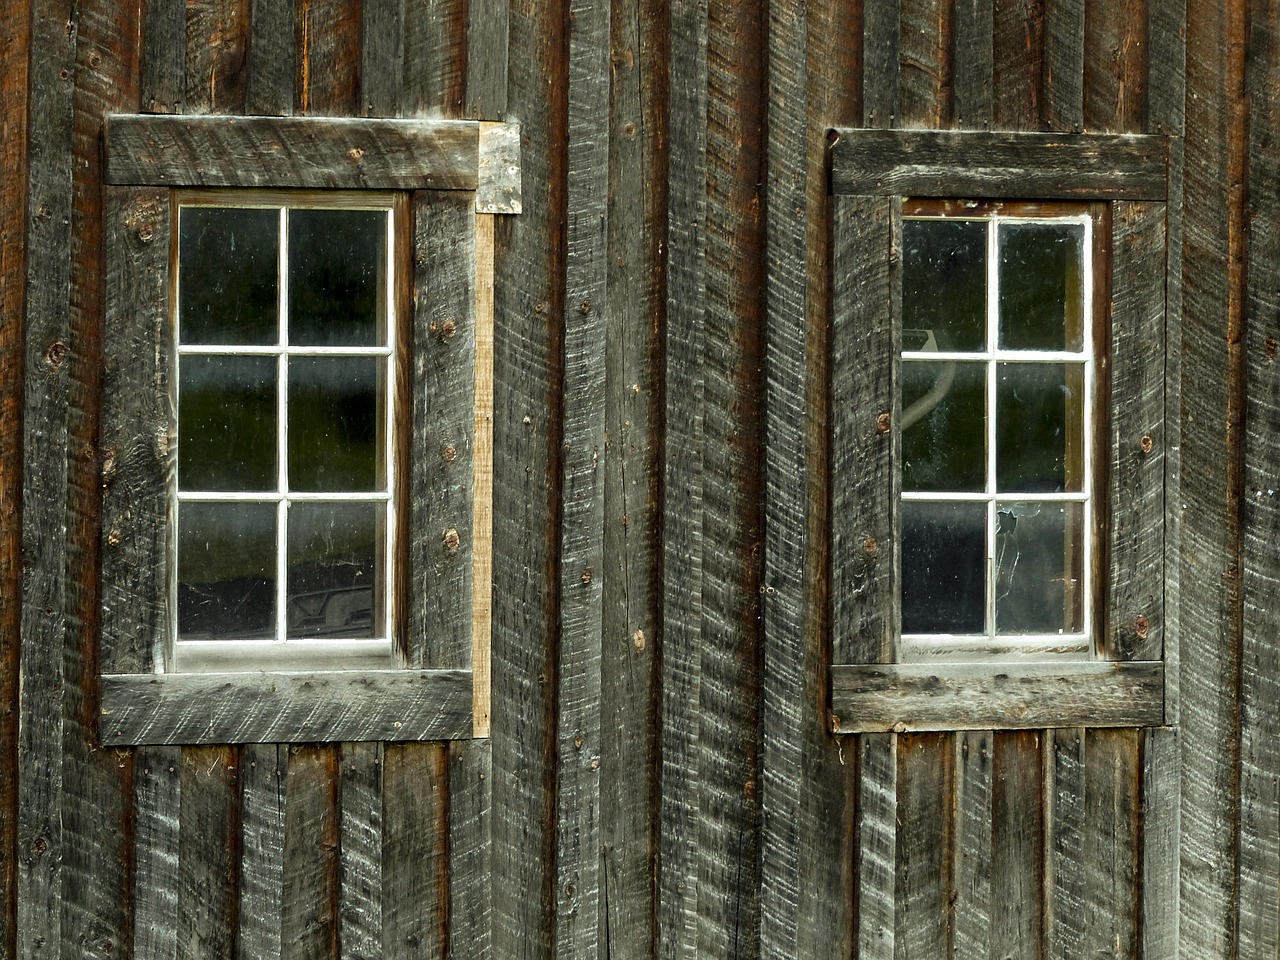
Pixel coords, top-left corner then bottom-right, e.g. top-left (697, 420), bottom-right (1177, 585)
top-left (7, 0), bottom-right (1280, 958)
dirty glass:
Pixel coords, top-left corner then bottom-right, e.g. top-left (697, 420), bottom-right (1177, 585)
top-left (288, 209), bottom-right (386, 347)
top-left (177, 501), bottom-right (277, 640)
top-left (178, 355), bottom-right (277, 491)
top-left (901, 360), bottom-right (986, 493)
top-left (994, 502), bottom-right (1084, 634)
top-left (998, 222), bottom-right (1085, 352)
top-left (901, 501), bottom-right (987, 634)
top-left (902, 219), bottom-right (987, 352)
top-left (287, 357), bottom-right (382, 492)
top-left (285, 501), bottom-right (380, 640)
top-left (179, 207), bottom-right (279, 345)
top-left (995, 362), bottom-right (1085, 493)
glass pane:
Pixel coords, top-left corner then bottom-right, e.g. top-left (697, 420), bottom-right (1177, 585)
top-left (179, 355), bottom-right (277, 491)
top-left (177, 501), bottom-right (276, 640)
top-left (901, 501), bottom-right (987, 634)
top-left (286, 501), bottom-right (382, 639)
top-left (902, 219), bottom-right (987, 353)
top-left (995, 502), bottom-right (1084, 634)
top-left (996, 362), bottom-right (1085, 493)
top-left (901, 360), bottom-right (986, 493)
top-left (179, 207), bottom-right (279, 345)
top-left (287, 357), bottom-right (382, 492)
top-left (998, 222), bottom-right (1085, 351)
top-left (288, 209), bottom-right (386, 346)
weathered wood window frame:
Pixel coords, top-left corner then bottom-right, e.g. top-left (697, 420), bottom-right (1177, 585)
top-left (98, 115), bottom-right (519, 745)
top-left (828, 130), bottom-right (1171, 733)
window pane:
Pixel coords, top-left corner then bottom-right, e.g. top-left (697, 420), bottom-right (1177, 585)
top-left (901, 501), bottom-right (987, 634)
top-left (178, 501), bottom-right (276, 640)
top-left (998, 222), bottom-right (1085, 351)
top-left (287, 356), bottom-right (382, 492)
top-left (179, 207), bottom-right (279, 345)
top-left (996, 362), bottom-right (1085, 493)
top-left (179, 355), bottom-right (277, 491)
top-left (286, 501), bottom-right (381, 640)
top-left (288, 209), bottom-right (386, 346)
top-left (995, 502), bottom-right (1084, 634)
top-left (901, 360), bottom-right (986, 493)
top-left (902, 219), bottom-right (987, 352)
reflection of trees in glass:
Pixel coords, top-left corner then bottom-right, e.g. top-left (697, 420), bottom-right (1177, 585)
top-left (180, 207), bottom-right (279, 344)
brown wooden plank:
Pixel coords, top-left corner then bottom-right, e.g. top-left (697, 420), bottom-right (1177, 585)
top-left (1043, 0), bottom-right (1084, 132)
top-left (100, 185), bottom-right (171, 676)
top-left (951, 730), bottom-right (993, 957)
top-left (185, 0), bottom-right (251, 114)
top-left (830, 194), bottom-right (896, 665)
top-left (828, 129), bottom-right (1168, 199)
top-left (1045, 728), bottom-right (1086, 960)
top-left (100, 669), bottom-right (475, 745)
top-left (831, 662), bottom-right (1164, 732)
top-left (281, 745), bottom-right (340, 960)
top-left (953, 0), bottom-right (993, 129)
top-left (855, 734), bottom-right (896, 960)
top-left (1106, 201), bottom-right (1166, 661)
top-left (993, 0), bottom-right (1045, 131)
top-left (1083, 0), bottom-right (1146, 133)
top-left (466, 0), bottom-right (509, 118)
top-left (447, 739), bottom-right (492, 960)
top-left (103, 114), bottom-right (480, 189)
top-left (382, 743), bottom-right (448, 960)
top-left (295, 0), bottom-right (361, 116)
top-left (133, 746), bottom-right (181, 960)
top-left (471, 213), bottom-right (495, 737)
top-left (1081, 729), bottom-right (1141, 959)
top-left (897, 0), bottom-right (948, 129)
top-left (1142, 727), bottom-right (1179, 960)
top-left (893, 734), bottom-right (952, 960)
top-left (411, 191), bottom-right (476, 670)
top-left (862, 0), bottom-right (899, 128)
top-left (247, 0), bottom-right (296, 116)
top-left (238, 744), bottom-right (287, 960)
top-left (142, 0), bottom-right (185, 113)
top-left (361, 0), bottom-right (404, 116)
top-left (339, 743), bottom-right (382, 960)
top-left (1146, 0), bottom-right (1186, 137)
top-left (177, 746), bottom-right (240, 960)
top-left (404, 0), bottom-right (467, 116)
top-left (990, 731), bottom-right (1043, 960)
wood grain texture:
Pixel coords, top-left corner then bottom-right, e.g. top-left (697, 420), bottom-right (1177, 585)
top-left (339, 743), bottom-right (382, 960)
top-left (1106, 201), bottom-right (1166, 661)
top-left (403, 0), bottom-right (467, 116)
top-left (100, 670), bottom-right (475, 745)
top-left (829, 130), bottom-right (1168, 199)
top-left (185, 0), bottom-right (251, 114)
top-left (295, 0), bottom-right (360, 116)
top-left (466, 0), bottom-right (509, 119)
top-left (281, 745), bottom-right (340, 960)
top-left (855, 734), bottom-right (897, 960)
top-left (990, 731), bottom-right (1043, 960)
top-left (142, 0), bottom-right (184, 113)
top-left (893, 734), bottom-right (951, 960)
top-left (104, 114), bottom-right (481, 189)
top-left (412, 191), bottom-right (476, 670)
top-left (471, 213), bottom-right (495, 737)
top-left (897, 0), bottom-right (947, 129)
top-left (993, 0), bottom-right (1045, 131)
top-left (1081, 729), bottom-right (1141, 959)
top-left (238, 744), bottom-right (287, 960)
top-left (382, 743), bottom-right (448, 960)
top-left (862, 0), bottom-right (899, 128)
top-left (447, 739), bottom-right (492, 960)
top-left (951, 730), bottom-right (993, 958)
top-left (830, 194), bottom-right (895, 665)
top-left (361, 0), bottom-right (405, 117)
top-left (177, 746), bottom-right (240, 960)
top-left (952, 0), bottom-right (993, 129)
top-left (831, 662), bottom-right (1163, 732)
top-left (100, 186), bottom-right (170, 676)
top-left (132, 746), bottom-right (181, 960)
top-left (246, 0), bottom-right (296, 116)
top-left (1161, 138), bottom-right (1184, 729)
top-left (1046, 727), bottom-right (1086, 960)
top-left (1083, 0), bottom-right (1146, 134)
top-left (1147, 0), bottom-right (1186, 137)
top-left (1043, 0), bottom-right (1084, 132)
top-left (1142, 727), bottom-right (1180, 960)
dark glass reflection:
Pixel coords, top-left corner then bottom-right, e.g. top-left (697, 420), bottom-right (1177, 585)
top-left (289, 209), bottom-right (386, 346)
top-left (178, 501), bottom-right (276, 640)
top-left (902, 219), bottom-right (987, 352)
top-left (901, 360), bottom-right (986, 493)
top-left (995, 503), bottom-right (1083, 634)
top-left (287, 357), bottom-right (381, 492)
top-left (901, 501), bottom-right (987, 634)
top-left (179, 207), bottom-right (279, 345)
top-left (179, 355), bottom-right (277, 491)
top-left (996, 362), bottom-right (1085, 492)
top-left (998, 222), bottom-right (1085, 351)
top-left (286, 501), bottom-right (381, 639)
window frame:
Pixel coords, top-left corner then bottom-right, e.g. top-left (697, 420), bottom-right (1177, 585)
top-left (827, 129), bottom-right (1170, 733)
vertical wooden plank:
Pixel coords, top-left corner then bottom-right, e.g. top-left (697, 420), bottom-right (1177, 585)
top-left (658, 0), bottom-right (706, 953)
top-left (411, 191), bottom-right (476, 671)
top-left (1083, 0), bottom-right (1146, 133)
top-left (1142, 727), bottom-right (1179, 960)
top-left (602, 0), bottom-right (663, 948)
top-left (361, 0), bottom-right (404, 117)
top-left (1146, 0), bottom-right (1186, 137)
top-left (177, 746), bottom-right (241, 960)
top-left (1081, 729), bottom-right (1141, 960)
top-left (952, 730), bottom-right (993, 959)
top-left (382, 744), bottom-right (448, 960)
top-left (185, 0), bottom-right (251, 114)
top-left (1043, 0), bottom-right (1084, 132)
top-left (466, 0), bottom-right (508, 118)
top-left (447, 739), bottom-right (492, 960)
top-left (1045, 728), bottom-right (1086, 960)
top-left (17, 3), bottom-right (77, 956)
top-left (1106, 201), bottom-right (1166, 662)
top-left (1161, 142), bottom-right (1184, 729)
top-left (953, 0), bottom-right (993, 129)
top-left (339, 743), bottom-right (382, 960)
top-left (830, 194), bottom-right (896, 666)
top-left (472, 213), bottom-right (494, 737)
top-left (239, 744), bottom-right (287, 960)
top-left (1180, 0), bottom-right (1246, 955)
top-left (892, 735), bottom-right (951, 960)
top-left (993, 0), bottom-right (1045, 131)
top-left (403, 0), bottom-right (467, 117)
top-left (296, 0), bottom-right (361, 116)
top-left (990, 731), bottom-right (1043, 960)
top-left (247, 0), bottom-right (296, 116)
top-left (862, 0), bottom-right (900, 128)
top-left (281, 745), bottom-right (339, 960)
top-left (132, 747), bottom-right (181, 960)
top-left (142, 0), bottom-right (185, 112)
top-left (897, 0), bottom-right (948, 129)
top-left (855, 734), bottom-right (897, 960)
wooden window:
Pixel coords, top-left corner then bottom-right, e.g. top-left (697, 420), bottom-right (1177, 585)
top-left (98, 116), bottom-right (519, 745)
top-left (828, 130), bottom-right (1171, 733)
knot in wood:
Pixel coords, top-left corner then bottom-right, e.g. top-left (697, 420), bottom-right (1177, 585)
top-left (1267, 336), bottom-right (1278, 361)
top-left (87, 51), bottom-right (101, 68)
top-left (876, 412), bottom-right (891, 434)
top-left (863, 537), bottom-right (877, 557)
top-left (443, 444), bottom-right (457, 462)
top-left (579, 299), bottom-right (592, 315)
top-left (347, 146), bottom-right (365, 161)
top-left (581, 568), bottom-right (593, 584)
top-left (1134, 615), bottom-right (1150, 639)
top-left (137, 222), bottom-right (154, 243)
top-left (45, 340), bottom-right (67, 368)
top-left (442, 319), bottom-right (457, 340)
top-left (443, 528), bottom-right (461, 551)
top-left (107, 528), bottom-right (121, 548)
top-left (1139, 435), bottom-right (1154, 455)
